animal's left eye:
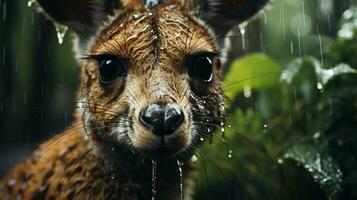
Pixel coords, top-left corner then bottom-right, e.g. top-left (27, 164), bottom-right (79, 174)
top-left (87, 54), bottom-right (127, 85)
top-left (186, 52), bottom-right (219, 83)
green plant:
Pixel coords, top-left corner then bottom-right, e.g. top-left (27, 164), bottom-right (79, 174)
top-left (194, 7), bottom-right (357, 200)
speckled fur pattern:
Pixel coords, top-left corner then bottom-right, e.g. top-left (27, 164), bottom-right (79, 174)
top-left (0, 0), bottom-right (269, 199)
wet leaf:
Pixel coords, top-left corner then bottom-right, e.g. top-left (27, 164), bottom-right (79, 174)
top-left (224, 53), bottom-right (281, 100)
top-left (280, 57), bottom-right (320, 105)
top-left (284, 144), bottom-right (343, 200)
top-left (317, 63), bottom-right (356, 85)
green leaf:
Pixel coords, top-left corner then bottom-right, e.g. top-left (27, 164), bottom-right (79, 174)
top-left (280, 57), bottom-right (319, 85)
top-left (284, 144), bottom-right (343, 200)
top-left (224, 53), bottom-right (281, 100)
top-left (281, 57), bottom-right (320, 106)
top-left (318, 63), bottom-right (357, 85)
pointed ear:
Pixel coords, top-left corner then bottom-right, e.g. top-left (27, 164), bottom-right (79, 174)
top-left (37, 0), bottom-right (119, 38)
top-left (198, 0), bottom-right (270, 37)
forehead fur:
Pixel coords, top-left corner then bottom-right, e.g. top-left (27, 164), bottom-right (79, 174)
top-left (91, 4), bottom-right (217, 63)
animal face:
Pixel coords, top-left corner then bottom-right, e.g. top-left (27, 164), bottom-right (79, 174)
top-left (37, 0), bottom-right (269, 157)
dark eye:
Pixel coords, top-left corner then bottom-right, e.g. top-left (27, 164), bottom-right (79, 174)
top-left (186, 52), bottom-right (218, 83)
top-left (97, 55), bottom-right (126, 84)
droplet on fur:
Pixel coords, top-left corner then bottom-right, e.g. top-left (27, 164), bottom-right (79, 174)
top-left (191, 155), bottom-right (198, 163)
top-left (7, 179), bottom-right (16, 188)
top-left (54, 23), bottom-right (68, 45)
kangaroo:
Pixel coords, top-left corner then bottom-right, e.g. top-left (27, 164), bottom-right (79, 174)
top-left (0, 0), bottom-right (268, 199)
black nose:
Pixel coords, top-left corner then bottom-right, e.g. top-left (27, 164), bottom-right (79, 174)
top-left (139, 103), bottom-right (184, 136)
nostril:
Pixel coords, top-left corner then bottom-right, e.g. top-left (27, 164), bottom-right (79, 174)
top-left (164, 104), bottom-right (184, 134)
top-left (139, 104), bottom-right (164, 132)
top-left (139, 103), bottom-right (184, 136)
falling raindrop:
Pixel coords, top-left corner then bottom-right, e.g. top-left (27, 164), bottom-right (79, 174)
top-left (239, 23), bottom-right (248, 50)
top-left (318, 34), bottom-right (324, 67)
top-left (2, 2), bottom-right (7, 22)
top-left (290, 41), bottom-right (294, 54)
top-left (177, 160), bottom-right (184, 200)
top-left (297, 28), bottom-right (302, 57)
top-left (54, 23), bottom-right (68, 45)
top-left (151, 160), bottom-right (157, 200)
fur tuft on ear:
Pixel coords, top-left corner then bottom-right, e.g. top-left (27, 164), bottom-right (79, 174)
top-left (37, 0), bottom-right (119, 38)
top-left (197, 0), bottom-right (270, 37)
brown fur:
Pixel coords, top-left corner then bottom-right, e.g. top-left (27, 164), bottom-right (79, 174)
top-left (0, 0), bottom-right (268, 199)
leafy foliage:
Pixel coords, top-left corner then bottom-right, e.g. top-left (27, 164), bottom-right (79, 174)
top-left (194, 7), bottom-right (357, 200)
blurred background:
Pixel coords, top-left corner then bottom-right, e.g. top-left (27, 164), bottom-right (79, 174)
top-left (0, 0), bottom-right (356, 199)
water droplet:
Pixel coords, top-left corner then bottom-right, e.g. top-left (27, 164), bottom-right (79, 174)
top-left (54, 23), bottom-right (68, 45)
top-left (177, 160), bottom-right (184, 200)
top-left (200, 137), bottom-right (204, 142)
top-left (151, 160), bottom-right (157, 200)
top-left (277, 158), bottom-right (284, 164)
top-left (243, 86), bottom-right (252, 98)
top-left (263, 124), bottom-right (268, 128)
top-left (111, 147), bottom-right (115, 151)
top-left (239, 23), bottom-right (248, 50)
top-left (317, 82), bottom-right (323, 90)
top-left (228, 150), bottom-right (233, 158)
top-left (191, 155), bottom-right (198, 163)
top-left (27, 0), bottom-right (35, 7)
top-left (145, 0), bottom-right (160, 6)
top-left (7, 179), bottom-right (16, 187)
top-left (313, 132), bottom-right (321, 139)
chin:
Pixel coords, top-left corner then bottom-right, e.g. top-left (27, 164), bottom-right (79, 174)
top-left (129, 131), bottom-right (192, 159)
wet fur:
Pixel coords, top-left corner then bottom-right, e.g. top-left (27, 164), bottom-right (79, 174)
top-left (0, 0), bottom-right (268, 199)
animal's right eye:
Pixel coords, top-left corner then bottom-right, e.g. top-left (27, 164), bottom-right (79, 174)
top-left (185, 51), bottom-right (219, 83)
top-left (95, 55), bottom-right (127, 85)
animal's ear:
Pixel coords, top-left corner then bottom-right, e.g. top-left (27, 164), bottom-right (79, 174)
top-left (36, 0), bottom-right (119, 38)
top-left (197, 0), bottom-right (270, 37)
